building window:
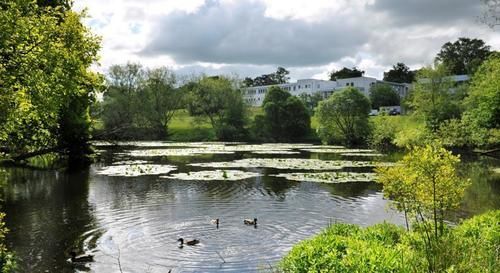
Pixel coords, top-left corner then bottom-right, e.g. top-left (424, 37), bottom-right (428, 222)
top-left (317, 84), bottom-right (320, 88)
top-left (346, 83), bottom-right (349, 86)
top-left (351, 82), bottom-right (354, 86)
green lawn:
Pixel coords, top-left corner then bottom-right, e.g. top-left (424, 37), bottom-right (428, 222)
top-left (169, 110), bottom-right (215, 141)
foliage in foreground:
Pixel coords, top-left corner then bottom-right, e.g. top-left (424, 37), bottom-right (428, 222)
top-left (280, 211), bottom-right (499, 273)
top-left (0, 171), bottom-right (16, 273)
top-left (0, 0), bottom-right (102, 163)
top-left (376, 143), bottom-right (471, 272)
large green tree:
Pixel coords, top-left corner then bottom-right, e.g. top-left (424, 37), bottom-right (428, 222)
top-left (187, 76), bottom-right (247, 140)
top-left (369, 83), bottom-right (401, 109)
top-left (255, 86), bottom-right (310, 141)
top-left (101, 63), bottom-right (144, 138)
top-left (383, 62), bottom-right (416, 83)
top-left (316, 87), bottom-right (371, 146)
top-left (141, 67), bottom-right (183, 138)
top-left (100, 64), bottom-right (185, 139)
top-left (410, 64), bottom-right (461, 131)
top-left (243, 67), bottom-right (290, 87)
top-left (0, 0), bottom-right (102, 163)
top-left (464, 54), bottom-right (500, 129)
top-left (435, 37), bottom-right (492, 75)
top-left (329, 67), bottom-right (364, 81)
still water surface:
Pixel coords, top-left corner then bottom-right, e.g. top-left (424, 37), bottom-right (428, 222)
top-left (2, 142), bottom-right (499, 272)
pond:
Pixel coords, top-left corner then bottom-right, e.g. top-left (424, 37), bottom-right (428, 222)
top-left (2, 142), bottom-right (499, 273)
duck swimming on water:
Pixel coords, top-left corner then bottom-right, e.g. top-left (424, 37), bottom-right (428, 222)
top-left (211, 218), bottom-right (219, 228)
top-left (178, 238), bottom-right (200, 246)
top-left (244, 218), bottom-right (257, 226)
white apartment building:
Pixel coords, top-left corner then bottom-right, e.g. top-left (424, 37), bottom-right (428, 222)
top-left (243, 76), bottom-right (411, 107)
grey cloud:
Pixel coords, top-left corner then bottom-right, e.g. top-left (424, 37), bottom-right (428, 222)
top-left (369, 0), bottom-right (482, 26)
top-left (141, 0), bottom-right (369, 66)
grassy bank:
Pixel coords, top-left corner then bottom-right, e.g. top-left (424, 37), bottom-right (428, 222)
top-left (279, 210), bottom-right (499, 273)
top-left (167, 107), bottom-right (320, 142)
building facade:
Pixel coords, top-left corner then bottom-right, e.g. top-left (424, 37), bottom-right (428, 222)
top-left (243, 76), bottom-right (412, 107)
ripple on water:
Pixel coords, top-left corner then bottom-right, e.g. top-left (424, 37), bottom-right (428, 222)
top-left (79, 146), bottom-right (404, 272)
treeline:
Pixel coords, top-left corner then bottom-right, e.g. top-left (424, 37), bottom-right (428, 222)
top-left (315, 38), bottom-right (499, 150)
top-left (93, 64), bottom-right (313, 142)
top-left (93, 37), bottom-right (499, 151)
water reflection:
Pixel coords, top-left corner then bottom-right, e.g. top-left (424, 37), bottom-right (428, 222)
top-left (2, 168), bottom-right (96, 273)
top-left (0, 146), bottom-right (498, 273)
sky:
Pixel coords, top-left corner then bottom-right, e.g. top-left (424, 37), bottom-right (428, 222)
top-left (73, 0), bottom-right (500, 81)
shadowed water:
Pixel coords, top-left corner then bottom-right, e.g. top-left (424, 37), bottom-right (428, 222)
top-left (1, 143), bottom-right (499, 272)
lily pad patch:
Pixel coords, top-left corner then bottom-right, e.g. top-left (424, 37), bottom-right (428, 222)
top-left (189, 158), bottom-right (390, 170)
top-left (161, 170), bottom-right (261, 181)
top-left (301, 148), bottom-right (376, 154)
top-left (271, 172), bottom-right (376, 183)
top-left (96, 164), bottom-right (177, 177)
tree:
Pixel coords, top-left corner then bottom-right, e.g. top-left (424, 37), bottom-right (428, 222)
top-left (141, 67), bottom-right (184, 138)
top-left (435, 37), bottom-right (492, 75)
top-left (101, 63), bottom-right (144, 138)
top-left (187, 76), bottom-right (247, 140)
top-left (383, 63), bottom-right (416, 83)
top-left (316, 87), bottom-right (371, 146)
top-left (464, 53), bottom-right (500, 129)
top-left (298, 92), bottom-right (324, 113)
top-left (273, 66), bottom-right (291, 84)
top-left (0, 0), bottom-right (102, 163)
top-left (376, 143), bottom-right (470, 272)
top-left (369, 83), bottom-right (400, 109)
top-left (256, 86), bottom-right (310, 141)
top-left (410, 64), bottom-right (461, 131)
top-left (329, 67), bottom-right (364, 81)
top-left (479, 0), bottom-right (500, 28)
top-left (244, 67), bottom-right (290, 87)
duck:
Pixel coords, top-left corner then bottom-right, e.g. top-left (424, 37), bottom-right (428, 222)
top-left (211, 218), bottom-right (219, 228)
top-left (244, 218), bottom-right (257, 226)
top-left (177, 238), bottom-right (200, 246)
top-left (69, 251), bottom-right (94, 263)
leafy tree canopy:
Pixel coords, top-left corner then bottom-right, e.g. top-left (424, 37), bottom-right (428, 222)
top-left (257, 86), bottom-right (310, 141)
top-left (0, 0), bottom-right (102, 163)
top-left (464, 53), bottom-right (500, 129)
top-left (187, 76), bottom-right (247, 140)
top-left (329, 67), bottom-right (364, 81)
top-left (410, 64), bottom-right (461, 131)
top-left (316, 87), bottom-right (371, 146)
top-left (383, 63), bottom-right (416, 83)
top-left (369, 83), bottom-right (400, 109)
top-left (243, 67), bottom-right (290, 87)
top-left (435, 37), bottom-right (492, 75)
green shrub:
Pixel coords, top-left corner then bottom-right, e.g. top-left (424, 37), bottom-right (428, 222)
top-left (280, 222), bottom-right (418, 273)
top-left (369, 116), bottom-right (399, 152)
top-left (280, 211), bottom-right (499, 273)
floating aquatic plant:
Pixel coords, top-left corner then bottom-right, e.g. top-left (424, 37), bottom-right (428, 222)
top-left (96, 164), bottom-right (177, 177)
top-left (189, 158), bottom-right (391, 170)
top-left (112, 160), bottom-right (150, 165)
top-left (161, 170), bottom-right (261, 181)
top-left (341, 153), bottom-right (384, 157)
top-left (251, 150), bottom-right (301, 155)
top-left (271, 172), bottom-right (376, 183)
top-left (301, 148), bottom-right (376, 154)
top-left (127, 148), bottom-right (234, 157)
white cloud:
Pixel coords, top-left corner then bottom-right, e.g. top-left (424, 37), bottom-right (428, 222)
top-left (74, 0), bottom-right (500, 80)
